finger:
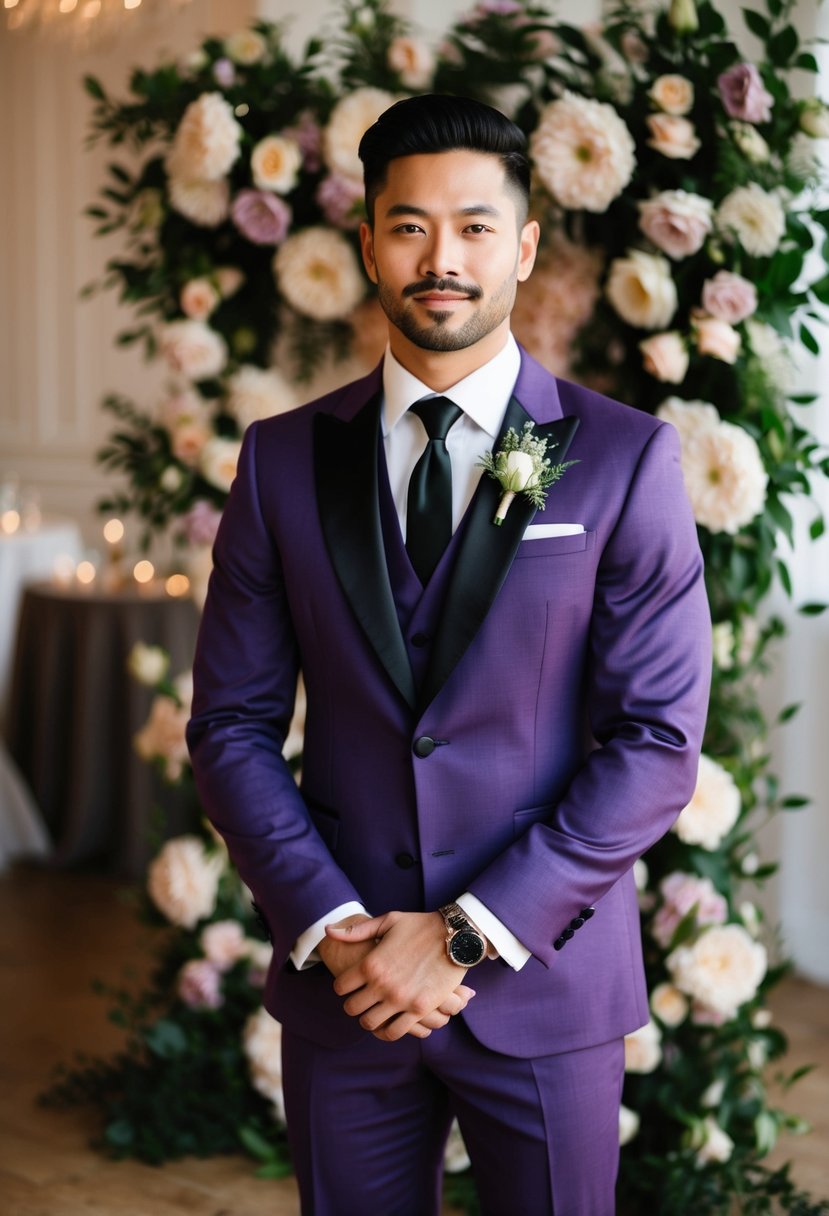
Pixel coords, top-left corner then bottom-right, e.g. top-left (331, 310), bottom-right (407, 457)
top-left (358, 1000), bottom-right (400, 1032)
top-left (372, 1011), bottom-right (421, 1042)
top-left (325, 915), bottom-right (387, 942)
top-left (403, 1022), bottom-right (433, 1040)
top-left (417, 1009), bottom-right (451, 1030)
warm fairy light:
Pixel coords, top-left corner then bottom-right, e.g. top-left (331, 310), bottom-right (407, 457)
top-left (81, 0), bottom-right (101, 17)
top-left (76, 560), bottom-right (97, 585)
top-left (1, 509), bottom-right (21, 534)
top-left (133, 559), bottom-right (155, 584)
top-left (59, 0), bottom-right (78, 12)
top-left (103, 517), bottom-right (125, 544)
top-left (123, 0), bottom-right (141, 9)
top-left (53, 555), bottom-right (76, 585)
top-left (165, 573), bottom-right (190, 597)
top-left (4, 0), bottom-right (20, 9)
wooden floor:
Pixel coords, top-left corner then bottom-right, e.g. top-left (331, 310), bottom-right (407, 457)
top-left (0, 865), bottom-right (826, 1215)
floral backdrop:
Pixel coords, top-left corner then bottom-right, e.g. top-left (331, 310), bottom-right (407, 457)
top-left (47, 0), bottom-right (829, 1212)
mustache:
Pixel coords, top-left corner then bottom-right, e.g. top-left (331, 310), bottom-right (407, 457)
top-left (403, 277), bottom-right (483, 300)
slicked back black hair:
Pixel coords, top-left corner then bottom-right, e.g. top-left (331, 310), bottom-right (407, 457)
top-left (358, 94), bottom-right (531, 224)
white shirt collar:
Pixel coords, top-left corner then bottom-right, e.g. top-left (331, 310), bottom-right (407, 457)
top-left (381, 333), bottom-right (521, 440)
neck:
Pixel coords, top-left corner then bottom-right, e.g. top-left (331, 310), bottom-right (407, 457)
top-left (387, 322), bottom-right (511, 393)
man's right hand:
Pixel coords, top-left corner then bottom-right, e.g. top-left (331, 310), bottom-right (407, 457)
top-left (318, 912), bottom-right (475, 1039)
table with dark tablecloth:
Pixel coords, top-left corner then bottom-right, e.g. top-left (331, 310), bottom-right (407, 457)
top-left (6, 581), bottom-right (201, 876)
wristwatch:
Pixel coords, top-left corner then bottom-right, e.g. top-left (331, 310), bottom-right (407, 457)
top-left (438, 902), bottom-right (487, 967)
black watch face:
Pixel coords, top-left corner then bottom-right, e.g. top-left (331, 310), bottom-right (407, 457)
top-left (450, 930), bottom-right (485, 966)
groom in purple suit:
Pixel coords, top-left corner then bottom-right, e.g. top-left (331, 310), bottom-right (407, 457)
top-left (187, 95), bottom-right (711, 1215)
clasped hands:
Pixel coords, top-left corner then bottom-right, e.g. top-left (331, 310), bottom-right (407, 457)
top-left (319, 910), bottom-right (477, 1042)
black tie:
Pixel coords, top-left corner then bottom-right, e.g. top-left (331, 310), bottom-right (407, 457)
top-left (406, 396), bottom-right (463, 584)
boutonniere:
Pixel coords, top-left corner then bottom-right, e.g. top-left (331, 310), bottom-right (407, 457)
top-left (478, 421), bottom-right (577, 526)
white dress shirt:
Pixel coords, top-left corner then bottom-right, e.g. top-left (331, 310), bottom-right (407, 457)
top-left (291, 334), bottom-right (532, 972)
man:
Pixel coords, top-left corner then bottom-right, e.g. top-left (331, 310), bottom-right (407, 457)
top-left (187, 95), bottom-right (711, 1216)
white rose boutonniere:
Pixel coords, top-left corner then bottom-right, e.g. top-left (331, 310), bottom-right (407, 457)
top-left (478, 421), bottom-right (576, 526)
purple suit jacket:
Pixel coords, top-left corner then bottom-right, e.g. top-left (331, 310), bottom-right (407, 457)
top-left (187, 348), bottom-right (712, 1058)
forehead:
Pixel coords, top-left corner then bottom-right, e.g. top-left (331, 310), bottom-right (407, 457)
top-left (374, 149), bottom-right (514, 214)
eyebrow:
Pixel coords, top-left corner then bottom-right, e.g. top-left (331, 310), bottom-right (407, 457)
top-left (384, 203), bottom-right (502, 219)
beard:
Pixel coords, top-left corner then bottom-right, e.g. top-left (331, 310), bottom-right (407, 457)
top-left (375, 271), bottom-right (518, 352)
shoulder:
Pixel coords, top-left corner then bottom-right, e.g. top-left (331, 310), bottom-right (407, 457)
top-left (556, 376), bottom-right (665, 448)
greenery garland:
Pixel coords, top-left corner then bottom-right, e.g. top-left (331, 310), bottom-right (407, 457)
top-left (49, 1), bottom-right (829, 1211)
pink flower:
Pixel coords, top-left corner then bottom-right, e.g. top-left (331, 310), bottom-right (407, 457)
top-left (177, 958), bottom-right (224, 1009)
top-left (638, 190), bottom-right (713, 260)
top-left (315, 174), bottom-right (365, 230)
top-left (283, 111), bottom-right (323, 173)
top-left (646, 113), bottom-right (700, 159)
top-left (639, 331), bottom-right (689, 383)
top-left (701, 270), bottom-right (757, 324)
top-left (212, 57), bottom-right (236, 88)
top-left (231, 189), bottom-right (292, 245)
top-left (200, 919), bottom-right (249, 970)
top-left (695, 316), bottom-right (741, 363)
top-left (180, 500), bottom-right (223, 546)
top-left (652, 871), bottom-right (728, 948)
top-left (718, 63), bottom-right (773, 124)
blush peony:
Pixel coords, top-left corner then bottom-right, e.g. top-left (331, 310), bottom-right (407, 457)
top-left (648, 74), bottom-right (694, 116)
top-left (178, 958), bottom-right (223, 1009)
top-left (147, 836), bottom-right (224, 929)
top-left (668, 924), bottom-right (768, 1020)
top-left (694, 316), bottom-right (741, 363)
top-left (649, 982), bottom-right (690, 1028)
top-left (226, 364), bottom-right (299, 431)
top-left (134, 696), bottom-right (190, 782)
top-left (646, 113), bottom-right (700, 159)
top-left (180, 277), bottom-right (220, 321)
top-left (638, 189), bottom-right (713, 260)
top-left (199, 436), bottom-right (242, 493)
top-left (673, 754), bottom-right (741, 849)
top-left (159, 319), bottom-right (228, 382)
top-left (716, 184), bottom-right (785, 257)
top-left (231, 189), bottom-right (292, 246)
top-left (274, 227), bottom-right (365, 321)
top-left (624, 1019), bottom-right (662, 1073)
top-left (323, 88), bottom-right (396, 182)
top-left (701, 270), bottom-right (757, 324)
top-left (168, 176), bottom-right (230, 228)
top-left (530, 92), bottom-right (635, 213)
top-left (639, 331), bottom-right (688, 383)
top-left (718, 63), bottom-right (773, 124)
top-left (243, 1007), bottom-right (286, 1123)
top-left (652, 870), bottom-right (728, 948)
top-left (606, 249), bottom-right (677, 329)
top-left (200, 919), bottom-right (249, 970)
top-left (165, 92), bottom-right (242, 183)
top-left (250, 135), bottom-right (303, 194)
top-left (387, 36), bottom-right (435, 88)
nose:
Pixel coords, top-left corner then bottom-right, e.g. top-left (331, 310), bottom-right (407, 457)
top-left (418, 227), bottom-right (460, 281)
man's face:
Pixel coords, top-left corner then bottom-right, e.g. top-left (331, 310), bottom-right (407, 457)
top-left (360, 150), bottom-right (539, 361)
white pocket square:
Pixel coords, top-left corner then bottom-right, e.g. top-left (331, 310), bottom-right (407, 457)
top-left (523, 523), bottom-right (585, 539)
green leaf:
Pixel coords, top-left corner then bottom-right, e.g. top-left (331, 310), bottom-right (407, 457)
top-left (777, 702), bottom-right (801, 723)
top-left (255, 1161), bottom-right (295, 1179)
top-left (742, 8), bottom-right (770, 39)
top-left (781, 794), bottom-right (810, 809)
top-left (238, 1124), bottom-right (279, 1160)
top-left (143, 1018), bottom-right (188, 1058)
top-left (795, 51), bottom-right (819, 73)
top-left (768, 25), bottom-right (799, 66)
top-left (809, 515), bottom-right (825, 540)
top-left (776, 558), bottom-right (793, 596)
top-left (83, 75), bottom-right (106, 101)
top-left (799, 601), bottom-right (827, 615)
top-left (105, 1118), bottom-right (135, 1147)
top-left (799, 322), bottom-right (820, 355)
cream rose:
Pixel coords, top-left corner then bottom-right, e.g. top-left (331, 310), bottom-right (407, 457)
top-left (800, 98), bottom-right (829, 139)
top-left (180, 277), bottom-right (221, 321)
top-left (650, 982), bottom-right (690, 1027)
top-left (225, 365), bottom-right (298, 431)
top-left (712, 621), bottom-right (735, 670)
top-left (624, 1019), bottom-right (662, 1074)
top-left (274, 227), bottom-right (365, 321)
top-left (323, 88), bottom-right (396, 182)
top-left (165, 92), bottom-right (242, 182)
top-left (606, 249), bottom-right (677, 329)
top-left (243, 1007), bottom-right (286, 1123)
top-left (127, 642), bottom-right (169, 686)
top-left (695, 316), bottom-right (741, 363)
top-left (172, 422), bottom-right (212, 467)
top-left (199, 436), bottom-right (242, 493)
top-left (656, 396), bottom-right (719, 443)
top-left (530, 92), bottom-right (636, 213)
top-left (646, 113), bottom-right (700, 159)
top-left (648, 74), bottom-right (694, 116)
top-left (387, 36), bottom-right (434, 88)
top-left (639, 331), bottom-right (688, 383)
top-left (638, 189), bottom-right (713, 260)
top-left (159, 319), bottom-right (228, 382)
top-left (223, 29), bottom-right (267, 64)
top-left (147, 836), bottom-right (224, 929)
top-left (167, 176), bottom-right (230, 228)
top-left (251, 135), bottom-right (303, 194)
top-left (200, 920), bottom-right (249, 970)
top-left (134, 696), bottom-right (191, 781)
top-left (716, 184), bottom-right (785, 257)
top-left (730, 121), bottom-right (771, 164)
top-left (673, 754), bottom-right (741, 849)
top-left (619, 1105), bottom-right (640, 1146)
top-left (668, 924), bottom-right (767, 1020)
top-left (692, 1117), bottom-right (735, 1165)
top-left (443, 1120), bottom-right (472, 1173)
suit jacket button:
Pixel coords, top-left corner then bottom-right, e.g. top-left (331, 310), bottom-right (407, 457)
top-left (553, 937), bottom-right (565, 951)
top-left (562, 927), bottom-right (575, 941)
top-left (395, 852), bottom-right (416, 869)
top-left (579, 907), bottom-right (595, 920)
top-left (570, 917), bottom-right (585, 930)
top-left (413, 736), bottom-right (436, 757)
top-left (411, 632), bottom-right (429, 647)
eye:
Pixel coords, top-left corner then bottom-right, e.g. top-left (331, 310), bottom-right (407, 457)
top-left (393, 223), bottom-right (425, 235)
top-left (465, 224), bottom-right (492, 235)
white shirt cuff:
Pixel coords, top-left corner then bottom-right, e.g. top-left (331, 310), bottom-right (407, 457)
top-left (290, 901), bottom-right (368, 970)
top-left (456, 892), bottom-right (531, 971)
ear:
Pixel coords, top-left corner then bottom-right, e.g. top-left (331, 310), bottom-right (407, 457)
top-left (360, 221), bottom-right (379, 285)
top-left (517, 219), bottom-right (540, 283)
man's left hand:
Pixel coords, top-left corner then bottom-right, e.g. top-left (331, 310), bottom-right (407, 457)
top-left (325, 910), bottom-right (478, 1042)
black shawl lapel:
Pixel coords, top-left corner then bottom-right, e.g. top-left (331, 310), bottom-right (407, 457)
top-left (418, 397), bottom-right (579, 714)
top-left (314, 394), bottom-right (417, 709)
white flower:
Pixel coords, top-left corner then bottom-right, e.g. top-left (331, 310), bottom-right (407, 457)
top-left (742, 851), bottom-right (760, 876)
top-left (160, 465), bottom-right (185, 493)
top-left (701, 1078), bottom-right (725, 1108)
top-left (694, 317), bottom-right (741, 364)
top-left (166, 93), bottom-right (242, 182)
top-left (649, 74), bottom-right (694, 116)
top-left (135, 695), bottom-right (191, 782)
top-left (127, 642), bottom-right (169, 686)
top-left (741, 901), bottom-right (761, 936)
top-left (657, 399), bottom-right (768, 535)
top-left (223, 29), bottom-right (268, 65)
top-left (147, 836), bottom-right (224, 929)
top-left (729, 121), bottom-right (771, 165)
top-left (323, 88), bottom-right (396, 182)
top-left (180, 277), bottom-right (221, 321)
top-left (160, 319), bottom-right (228, 382)
top-left (443, 1119), bottom-right (471, 1173)
top-left (633, 858), bottom-right (649, 891)
top-left (199, 437), bottom-right (242, 493)
top-left (752, 1008), bottom-right (773, 1030)
top-left (712, 621), bottom-right (735, 670)
top-left (748, 1038), bottom-right (768, 1069)
top-left (800, 98), bottom-right (829, 139)
top-left (200, 919), bottom-right (249, 969)
top-left (638, 190), bottom-right (713, 260)
top-left (606, 249), bottom-right (677, 329)
top-left (716, 184), bottom-right (785, 258)
top-left (693, 1116), bottom-right (735, 1165)
top-left (243, 1007), bottom-right (286, 1123)
top-left (225, 365), bottom-right (298, 431)
top-left (668, 924), bottom-right (767, 1020)
top-left (650, 982), bottom-right (689, 1027)
top-left (168, 176), bottom-right (230, 228)
top-left (531, 92), bottom-right (635, 213)
top-left (786, 132), bottom-right (822, 183)
top-left (388, 36), bottom-right (434, 88)
top-left (619, 1105), bottom-right (640, 1146)
top-left (499, 450), bottom-right (537, 492)
top-left (274, 227), bottom-right (365, 321)
top-left (639, 332), bottom-right (688, 383)
top-left (745, 319), bottom-right (795, 391)
top-left (624, 1020), bottom-right (662, 1074)
top-left (244, 938), bottom-right (274, 972)
top-left (673, 754), bottom-right (741, 849)
top-left (251, 135), bottom-right (303, 194)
